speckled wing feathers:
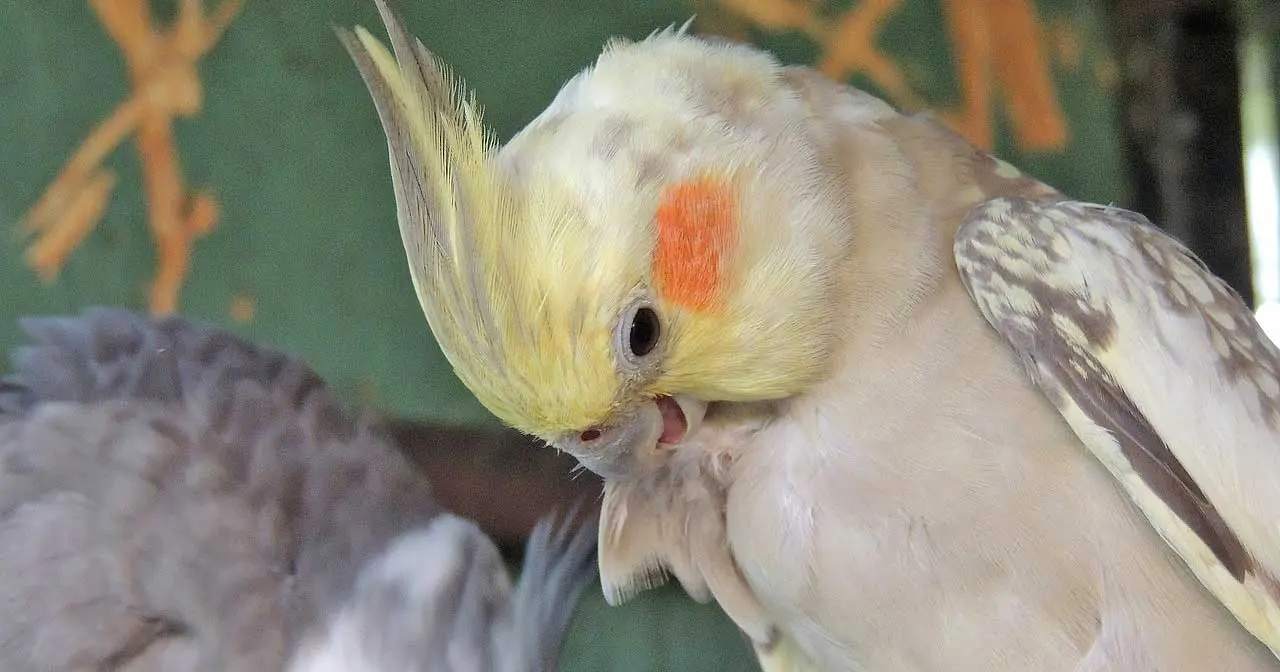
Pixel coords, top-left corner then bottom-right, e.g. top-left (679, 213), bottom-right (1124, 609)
top-left (955, 197), bottom-right (1280, 657)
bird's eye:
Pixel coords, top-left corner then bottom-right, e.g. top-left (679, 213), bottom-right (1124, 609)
top-left (614, 298), bottom-right (664, 370)
top-left (628, 307), bottom-right (661, 358)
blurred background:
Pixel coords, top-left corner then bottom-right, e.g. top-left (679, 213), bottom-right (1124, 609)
top-left (1, 0), bottom-right (1276, 668)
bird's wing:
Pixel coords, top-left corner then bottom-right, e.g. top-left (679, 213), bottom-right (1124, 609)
top-left (0, 307), bottom-right (360, 669)
top-left (954, 196), bottom-right (1280, 657)
top-left (0, 307), bottom-right (446, 669)
top-left (1, 305), bottom-right (327, 417)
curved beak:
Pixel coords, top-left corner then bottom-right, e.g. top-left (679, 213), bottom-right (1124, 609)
top-left (550, 394), bottom-right (708, 479)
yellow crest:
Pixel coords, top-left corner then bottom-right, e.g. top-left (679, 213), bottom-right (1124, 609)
top-left (341, 2), bottom-right (858, 438)
top-left (338, 0), bottom-right (635, 436)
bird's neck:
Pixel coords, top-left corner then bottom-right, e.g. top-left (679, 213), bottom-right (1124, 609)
top-left (826, 112), bottom-right (1060, 353)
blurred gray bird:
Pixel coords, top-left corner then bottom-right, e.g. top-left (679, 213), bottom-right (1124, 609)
top-left (0, 306), bottom-right (597, 672)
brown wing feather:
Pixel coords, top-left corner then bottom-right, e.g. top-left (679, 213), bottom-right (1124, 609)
top-left (954, 196), bottom-right (1280, 655)
top-left (1047, 339), bottom-right (1253, 580)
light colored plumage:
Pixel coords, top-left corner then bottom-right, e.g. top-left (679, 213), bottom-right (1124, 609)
top-left (338, 1), bottom-right (846, 438)
top-left (955, 198), bottom-right (1280, 653)
top-left (0, 306), bottom-right (596, 671)
top-left (343, 2), bottom-right (1280, 669)
top-left (290, 512), bottom-right (597, 672)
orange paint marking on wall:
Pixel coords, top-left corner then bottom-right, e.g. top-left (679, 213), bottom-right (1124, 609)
top-left (653, 177), bottom-right (738, 312)
top-left (14, 0), bottom-right (241, 316)
top-left (697, 0), bottom-right (1071, 153)
top-left (940, 0), bottom-right (1068, 151)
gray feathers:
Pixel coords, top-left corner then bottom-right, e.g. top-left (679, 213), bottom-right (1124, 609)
top-left (292, 512), bottom-right (597, 672)
top-left (0, 307), bottom-right (596, 671)
top-left (510, 509), bottom-right (599, 672)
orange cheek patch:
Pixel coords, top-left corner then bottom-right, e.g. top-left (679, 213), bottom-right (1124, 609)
top-left (652, 176), bottom-right (738, 312)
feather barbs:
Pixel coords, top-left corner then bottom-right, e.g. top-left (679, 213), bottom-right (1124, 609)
top-left (340, 2), bottom-right (625, 436)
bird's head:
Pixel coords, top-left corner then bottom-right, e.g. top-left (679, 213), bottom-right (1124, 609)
top-left (342, 3), bottom-right (873, 478)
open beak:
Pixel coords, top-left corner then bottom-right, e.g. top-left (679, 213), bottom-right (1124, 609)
top-left (655, 394), bottom-right (706, 445)
top-left (552, 394), bottom-right (708, 479)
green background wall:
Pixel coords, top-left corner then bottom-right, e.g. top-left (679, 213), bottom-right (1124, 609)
top-left (0, 1), bottom-right (1122, 668)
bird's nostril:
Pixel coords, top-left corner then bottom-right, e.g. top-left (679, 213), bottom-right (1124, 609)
top-left (580, 428), bottom-right (602, 442)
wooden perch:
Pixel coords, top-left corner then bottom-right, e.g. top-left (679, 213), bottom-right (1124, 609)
top-left (387, 419), bottom-right (604, 554)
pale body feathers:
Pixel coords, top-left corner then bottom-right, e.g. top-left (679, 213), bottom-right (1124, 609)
top-left (343, 4), bottom-right (1280, 670)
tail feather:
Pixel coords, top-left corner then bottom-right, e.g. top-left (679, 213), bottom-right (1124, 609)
top-left (511, 505), bottom-right (599, 672)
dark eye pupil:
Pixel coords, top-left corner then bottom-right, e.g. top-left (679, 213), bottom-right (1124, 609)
top-left (628, 307), bottom-right (660, 357)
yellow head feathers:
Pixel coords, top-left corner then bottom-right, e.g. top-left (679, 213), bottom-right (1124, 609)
top-left (340, 0), bottom-right (866, 437)
top-left (337, 1), bottom-right (615, 436)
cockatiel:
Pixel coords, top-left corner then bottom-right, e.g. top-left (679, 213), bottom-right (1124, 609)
top-left (340, 1), bottom-right (1280, 669)
top-left (0, 306), bottom-right (597, 672)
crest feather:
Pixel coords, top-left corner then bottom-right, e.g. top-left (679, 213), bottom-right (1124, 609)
top-left (339, 1), bottom-right (620, 435)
